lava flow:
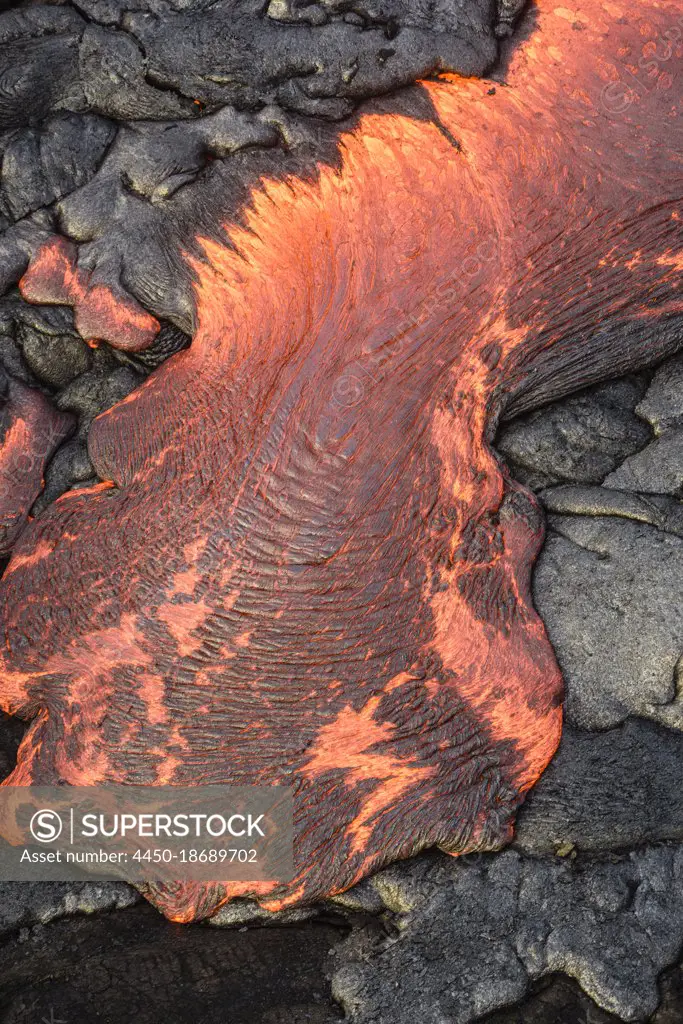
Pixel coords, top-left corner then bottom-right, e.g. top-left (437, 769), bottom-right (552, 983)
top-left (0, 0), bottom-right (680, 922)
top-left (0, 380), bottom-right (72, 558)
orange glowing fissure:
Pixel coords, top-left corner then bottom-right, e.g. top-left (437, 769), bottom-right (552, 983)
top-left (0, 0), bottom-right (680, 922)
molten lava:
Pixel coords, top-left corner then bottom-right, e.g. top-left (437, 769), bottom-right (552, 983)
top-left (0, 381), bottom-right (72, 557)
top-left (0, 0), bottom-right (680, 922)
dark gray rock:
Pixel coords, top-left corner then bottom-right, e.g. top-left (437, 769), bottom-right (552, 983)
top-left (533, 515), bottom-right (683, 730)
top-left (56, 363), bottom-right (144, 436)
top-left (79, 24), bottom-right (196, 121)
top-left (0, 880), bottom-right (138, 936)
top-left (209, 900), bottom-right (318, 928)
top-left (0, 1), bottom-right (500, 131)
top-left (495, 1), bottom-right (528, 38)
top-left (515, 721), bottom-right (683, 854)
top-left (30, 439), bottom-right (94, 515)
top-left (18, 323), bottom-right (92, 390)
top-left (603, 429), bottom-right (683, 497)
top-left (7, 298), bottom-right (75, 338)
top-left (482, 962), bottom-right (683, 1024)
top-left (496, 377), bottom-right (651, 491)
top-left (0, 11), bottom-right (85, 132)
top-left (331, 846), bottom-right (683, 1024)
top-left (0, 114), bottom-right (114, 231)
top-left (0, 331), bottom-right (31, 385)
top-left (128, 2), bottom-right (496, 120)
top-left (538, 485), bottom-right (683, 538)
top-left (636, 353), bottom-right (683, 435)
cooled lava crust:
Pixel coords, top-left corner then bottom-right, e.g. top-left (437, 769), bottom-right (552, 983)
top-left (0, 0), bottom-right (681, 922)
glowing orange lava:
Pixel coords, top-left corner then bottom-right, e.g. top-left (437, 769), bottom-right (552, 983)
top-left (0, 381), bottom-right (72, 556)
top-left (20, 236), bottom-right (159, 353)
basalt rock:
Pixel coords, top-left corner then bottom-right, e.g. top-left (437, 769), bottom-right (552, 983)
top-left (533, 515), bottom-right (683, 731)
top-left (603, 430), bottom-right (683, 496)
top-left (496, 377), bottom-right (652, 492)
top-left (330, 845), bottom-right (683, 1023)
top-left (637, 353), bottom-right (683, 435)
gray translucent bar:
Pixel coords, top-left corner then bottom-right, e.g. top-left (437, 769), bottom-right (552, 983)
top-left (0, 786), bottom-right (293, 882)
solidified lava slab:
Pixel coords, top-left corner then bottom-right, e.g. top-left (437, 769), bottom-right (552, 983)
top-left (0, 0), bottom-right (681, 923)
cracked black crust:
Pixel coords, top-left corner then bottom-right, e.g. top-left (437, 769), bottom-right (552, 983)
top-left (0, 1), bottom-right (520, 347)
top-left (0, 2), bottom-right (508, 128)
top-left (0, 901), bottom-right (347, 1023)
top-left (514, 719), bottom-right (683, 854)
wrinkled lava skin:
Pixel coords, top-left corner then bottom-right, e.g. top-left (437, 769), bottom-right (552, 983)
top-left (0, 381), bottom-right (72, 557)
top-left (0, 0), bottom-right (681, 922)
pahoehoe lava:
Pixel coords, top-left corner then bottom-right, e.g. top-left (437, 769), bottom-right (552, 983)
top-left (0, 0), bottom-right (680, 923)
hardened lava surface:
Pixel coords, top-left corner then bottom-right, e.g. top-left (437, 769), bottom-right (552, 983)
top-left (0, 0), bottom-right (680, 924)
